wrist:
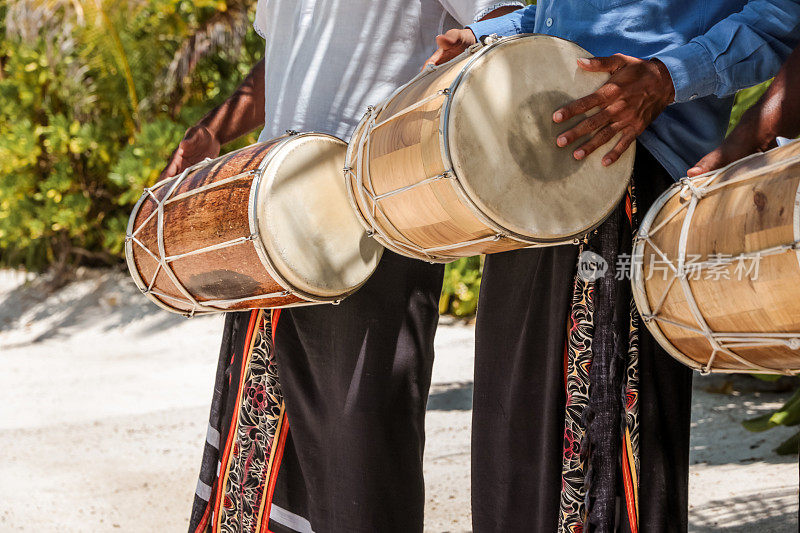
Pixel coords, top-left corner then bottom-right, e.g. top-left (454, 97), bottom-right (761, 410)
top-left (649, 58), bottom-right (675, 105)
top-left (192, 122), bottom-right (221, 143)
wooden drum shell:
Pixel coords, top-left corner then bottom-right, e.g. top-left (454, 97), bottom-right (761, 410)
top-left (346, 35), bottom-right (633, 262)
top-left (347, 56), bottom-right (525, 262)
top-left (632, 141), bottom-right (800, 373)
top-left (126, 133), bottom-right (373, 316)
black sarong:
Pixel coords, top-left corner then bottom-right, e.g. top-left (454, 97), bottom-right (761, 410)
top-left (189, 251), bottom-right (443, 533)
top-left (472, 147), bottom-right (694, 532)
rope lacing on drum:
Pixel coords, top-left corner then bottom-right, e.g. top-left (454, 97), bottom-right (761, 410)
top-left (343, 64), bottom-right (540, 262)
top-left (631, 149), bottom-right (800, 375)
top-left (125, 142), bottom-right (310, 316)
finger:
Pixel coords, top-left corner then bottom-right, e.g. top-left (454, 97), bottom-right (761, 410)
top-left (159, 149), bottom-right (183, 181)
top-left (424, 46), bottom-right (456, 68)
top-left (422, 49), bottom-right (442, 69)
top-left (576, 54), bottom-right (626, 73)
top-left (687, 150), bottom-right (723, 177)
top-left (159, 162), bottom-right (178, 181)
top-left (571, 123), bottom-right (621, 160)
top-left (685, 166), bottom-right (705, 178)
top-left (556, 109), bottom-right (612, 148)
top-left (553, 92), bottom-right (605, 123)
top-left (601, 131), bottom-right (636, 166)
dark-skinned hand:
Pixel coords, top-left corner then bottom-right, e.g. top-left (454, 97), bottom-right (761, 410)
top-left (686, 133), bottom-right (762, 177)
top-left (422, 28), bottom-right (477, 69)
top-left (159, 125), bottom-right (221, 182)
top-left (553, 54), bottom-right (675, 166)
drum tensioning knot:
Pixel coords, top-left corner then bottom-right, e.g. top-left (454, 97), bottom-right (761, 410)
top-left (788, 338), bottom-right (800, 350)
top-left (285, 129), bottom-right (299, 136)
top-left (679, 177), bottom-right (706, 199)
top-left (641, 313), bottom-right (655, 324)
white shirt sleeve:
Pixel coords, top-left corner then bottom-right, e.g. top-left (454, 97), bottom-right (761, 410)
top-left (253, 0), bottom-right (268, 39)
top-left (438, 0), bottom-right (526, 26)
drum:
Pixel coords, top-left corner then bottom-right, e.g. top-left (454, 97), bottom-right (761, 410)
top-left (632, 141), bottom-right (800, 374)
top-left (345, 34), bottom-right (634, 262)
top-left (126, 132), bottom-right (383, 316)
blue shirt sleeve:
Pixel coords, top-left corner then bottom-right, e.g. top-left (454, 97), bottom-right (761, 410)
top-left (654, 0), bottom-right (800, 103)
top-left (466, 5), bottom-right (534, 39)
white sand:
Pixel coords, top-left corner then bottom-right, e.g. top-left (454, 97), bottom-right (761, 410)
top-left (0, 269), bottom-right (796, 532)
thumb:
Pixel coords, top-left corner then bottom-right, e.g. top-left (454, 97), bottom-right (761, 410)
top-left (423, 47), bottom-right (445, 69)
top-left (577, 55), bottom-right (625, 73)
top-left (158, 148), bottom-right (184, 181)
top-left (687, 150), bottom-right (723, 177)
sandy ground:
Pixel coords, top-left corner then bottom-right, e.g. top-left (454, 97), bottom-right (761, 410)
top-left (0, 268), bottom-right (797, 532)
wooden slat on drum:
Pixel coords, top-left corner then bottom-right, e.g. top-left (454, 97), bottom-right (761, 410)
top-left (640, 141), bottom-right (800, 373)
top-left (129, 141), bottom-right (304, 313)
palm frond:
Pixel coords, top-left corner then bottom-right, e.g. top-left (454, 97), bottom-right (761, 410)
top-left (159, 0), bottom-right (252, 107)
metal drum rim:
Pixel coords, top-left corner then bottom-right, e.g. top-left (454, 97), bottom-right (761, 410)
top-left (442, 33), bottom-right (633, 245)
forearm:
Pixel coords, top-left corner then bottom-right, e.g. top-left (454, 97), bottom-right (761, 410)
top-left (196, 59), bottom-right (266, 145)
top-left (731, 46), bottom-right (800, 150)
top-left (654, 0), bottom-right (800, 103)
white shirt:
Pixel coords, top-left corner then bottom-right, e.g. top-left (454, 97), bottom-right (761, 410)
top-left (255, 0), bottom-right (524, 142)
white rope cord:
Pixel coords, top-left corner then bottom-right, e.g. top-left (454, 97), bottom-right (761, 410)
top-left (148, 288), bottom-right (292, 311)
top-left (151, 182), bottom-right (213, 316)
top-left (128, 161), bottom-right (287, 316)
top-left (637, 156), bottom-right (800, 374)
top-left (350, 109), bottom-right (434, 259)
top-left (347, 85), bottom-right (509, 261)
top-left (372, 171), bottom-right (451, 201)
top-left (370, 90), bottom-right (449, 131)
top-left (163, 169), bottom-right (258, 206)
top-left (639, 197), bottom-right (690, 240)
top-left (647, 272), bottom-right (678, 317)
top-left (701, 150), bottom-right (800, 196)
top-left (164, 234), bottom-right (257, 262)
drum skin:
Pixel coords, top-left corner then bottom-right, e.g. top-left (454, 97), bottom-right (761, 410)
top-left (347, 34), bottom-right (633, 262)
top-left (127, 141), bottom-right (303, 313)
top-left (633, 141), bottom-right (800, 373)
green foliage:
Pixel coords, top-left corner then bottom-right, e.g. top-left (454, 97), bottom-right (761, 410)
top-left (0, 0), bottom-right (262, 271)
top-left (727, 79), bottom-right (772, 135)
top-left (439, 256), bottom-right (482, 317)
top-left (0, 0), bottom-right (780, 321)
top-left (743, 387), bottom-right (800, 455)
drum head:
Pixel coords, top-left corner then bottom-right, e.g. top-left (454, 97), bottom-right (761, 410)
top-left (257, 134), bottom-right (383, 299)
top-left (447, 35), bottom-right (634, 241)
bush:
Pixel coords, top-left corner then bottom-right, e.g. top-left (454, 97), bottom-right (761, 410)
top-left (0, 0), bottom-right (262, 272)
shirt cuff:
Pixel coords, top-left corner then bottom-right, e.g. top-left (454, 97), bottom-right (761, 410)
top-left (467, 13), bottom-right (521, 39)
top-left (653, 41), bottom-right (718, 103)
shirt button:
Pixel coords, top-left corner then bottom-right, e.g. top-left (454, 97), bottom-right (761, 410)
top-left (546, 17), bottom-right (553, 27)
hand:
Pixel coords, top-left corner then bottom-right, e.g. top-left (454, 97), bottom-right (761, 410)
top-left (159, 125), bottom-right (221, 181)
top-left (553, 54), bottom-right (675, 166)
top-left (686, 134), bottom-right (761, 177)
top-left (422, 28), bottom-right (477, 69)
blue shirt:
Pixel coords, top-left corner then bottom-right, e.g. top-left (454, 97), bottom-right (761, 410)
top-left (468, 1), bottom-right (800, 179)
